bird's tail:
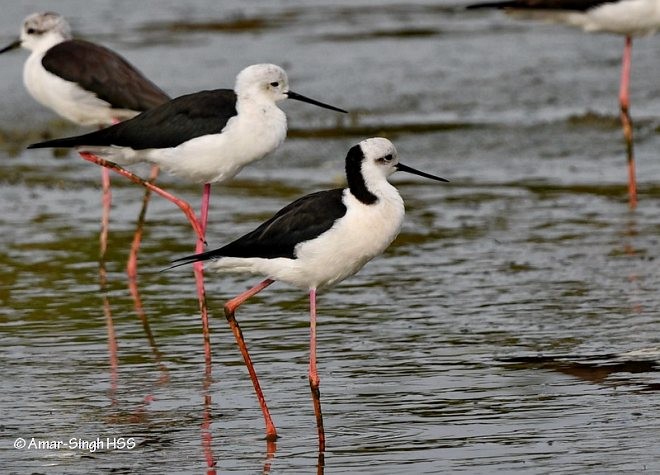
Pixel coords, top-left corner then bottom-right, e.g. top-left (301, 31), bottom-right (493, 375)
top-left (27, 126), bottom-right (112, 149)
top-left (27, 135), bottom-right (89, 149)
top-left (163, 248), bottom-right (225, 272)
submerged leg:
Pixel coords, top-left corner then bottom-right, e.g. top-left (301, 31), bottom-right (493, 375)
top-left (224, 279), bottom-right (277, 441)
top-left (195, 183), bottom-right (212, 365)
top-left (100, 167), bottom-right (112, 268)
top-left (619, 35), bottom-right (636, 209)
top-left (308, 288), bottom-right (325, 452)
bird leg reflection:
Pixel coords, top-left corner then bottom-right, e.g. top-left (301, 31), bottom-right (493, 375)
top-left (126, 164), bottom-right (160, 283)
top-left (78, 152), bottom-right (212, 363)
top-left (263, 440), bottom-right (277, 474)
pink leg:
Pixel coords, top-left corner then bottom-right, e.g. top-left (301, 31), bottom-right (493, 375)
top-left (100, 167), bottom-right (112, 266)
top-left (127, 164), bottom-right (160, 284)
top-left (308, 288), bottom-right (325, 452)
top-left (223, 279), bottom-right (277, 441)
top-left (78, 153), bottom-right (205, 241)
top-left (196, 183), bottom-right (212, 366)
top-left (619, 35), bottom-right (637, 209)
top-left (97, 144), bottom-right (118, 408)
top-left (99, 121), bottom-right (118, 269)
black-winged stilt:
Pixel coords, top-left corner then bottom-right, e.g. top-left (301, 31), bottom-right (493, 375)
top-left (169, 137), bottom-right (448, 451)
top-left (28, 63), bottom-right (348, 361)
top-left (466, 0), bottom-right (660, 208)
top-left (0, 11), bottom-right (169, 283)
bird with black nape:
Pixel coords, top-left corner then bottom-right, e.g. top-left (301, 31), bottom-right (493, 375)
top-left (168, 137), bottom-right (448, 452)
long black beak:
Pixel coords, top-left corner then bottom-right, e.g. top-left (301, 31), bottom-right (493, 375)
top-left (0, 39), bottom-right (21, 54)
top-left (396, 162), bottom-right (449, 182)
top-left (286, 90), bottom-right (347, 113)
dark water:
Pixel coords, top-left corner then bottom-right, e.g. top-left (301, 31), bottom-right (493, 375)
top-left (2, 1), bottom-right (660, 473)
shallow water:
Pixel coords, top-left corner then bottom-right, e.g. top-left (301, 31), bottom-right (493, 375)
top-left (1, 1), bottom-right (660, 474)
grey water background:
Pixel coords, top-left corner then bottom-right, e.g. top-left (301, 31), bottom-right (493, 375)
top-left (2, 0), bottom-right (660, 473)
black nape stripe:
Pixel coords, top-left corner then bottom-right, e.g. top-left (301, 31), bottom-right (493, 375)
top-left (345, 144), bottom-right (378, 205)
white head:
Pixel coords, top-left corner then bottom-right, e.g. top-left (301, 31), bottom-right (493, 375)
top-left (18, 12), bottom-right (72, 51)
top-left (233, 63), bottom-right (347, 112)
top-left (359, 137), bottom-right (401, 178)
top-left (234, 63), bottom-right (289, 101)
top-left (346, 138), bottom-right (448, 204)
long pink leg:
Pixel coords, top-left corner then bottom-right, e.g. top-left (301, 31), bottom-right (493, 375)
top-left (308, 288), bottom-right (325, 452)
top-left (99, 118), bottom-right (119, 271)
top-left (100, 167), bottom-right (112, 267)
top-left (95, 134), bottom-right (119, 408)
top-left (126, 164), bottom-right (160, 284)
top-left (619, 35), bottom-right (636, 209)
top-left (196, 183), bottom-right (212, 365)
top-left (223, 278), bottom-right (277, 441)
top-left (78, 153), bottom-right (205, 241)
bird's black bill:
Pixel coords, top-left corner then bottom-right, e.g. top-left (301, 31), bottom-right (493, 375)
top-left (0, 39), bottom-right (21, 54)
top-left (396, 163), bottom-right (449, 182)
top-left (286, 91), bottom-right (348, 113)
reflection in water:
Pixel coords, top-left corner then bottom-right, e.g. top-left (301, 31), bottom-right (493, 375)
top-left (102, 291), bottom-right (119, 407)
top-left (128, 264), bottom-right (170, 383)
top-left (317, 450), bottom-right (325, 475)
top-left (202, 353), bottom-right (217, 472)
top-left (621, 214), bottom-right (643, 314)
top-left (99, 213), bottom-right (119, 407)
top-left (3, 1), bottom-right (660, 472)
top-left (263, 440), bottom-right (277, 474)
top-left (500, 354), bottom-right (660, 390)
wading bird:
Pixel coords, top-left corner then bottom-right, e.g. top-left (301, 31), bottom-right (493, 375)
top-left (0, 11), bottom-right (169, 280)
top-left (28, 63), bottom-right (347, 361)
top-left (169, 137), bottom-right (448, 451)
top-left (466, 0), bottom-right (660, 208)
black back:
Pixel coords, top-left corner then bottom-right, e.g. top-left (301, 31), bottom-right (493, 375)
top-left (28, 89), bottom-right (238, 150)
top-left (43, 39), bottom-right (169, 111)
top-left (173, 188), bottom-right (348, 265)
top-left (466, 0), bottom-right (617, 11)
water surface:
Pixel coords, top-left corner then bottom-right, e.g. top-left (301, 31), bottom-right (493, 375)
top-left (1, 1), bottom-right (660, 473)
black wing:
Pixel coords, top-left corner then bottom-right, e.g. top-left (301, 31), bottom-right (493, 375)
top-left (28, 89), bottom-right (238, 150)
top-left (42, 39), bottom-right (169, 111)
top-left (467, 0), bottom-right (616, 11)
top-left (171, 188), bottom-right (348, 267)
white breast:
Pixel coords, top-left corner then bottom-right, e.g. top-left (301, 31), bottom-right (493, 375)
top-left (562, 0), bottom-right (660, 35)
top-left (208, 187), bottom-right (405, 290)
top-left (23, 50), bottom-right (133, 127)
